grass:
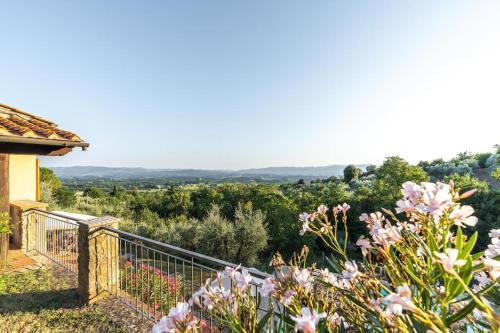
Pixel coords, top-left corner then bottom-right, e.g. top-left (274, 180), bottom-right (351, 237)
top-left (0, 267), bottom-right (147, 333)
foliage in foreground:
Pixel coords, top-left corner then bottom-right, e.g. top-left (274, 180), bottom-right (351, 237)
top-left (153, 181), bottom-right (499, 332)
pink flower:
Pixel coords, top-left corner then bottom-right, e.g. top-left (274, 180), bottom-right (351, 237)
top-left (293, 268), bottom-right (314, 291)
top-left (434, 249), bottom-right (466, 273)
top-left (280, 290), bottom-right (296, 306)
top-left (449, 205), bottom-right (478, 227)
top-left (401, 181), bottom-right (422, 202)
top-left (337, 203), bottom-right (350, 213)
top-left (342, 260), bottom-right (359, 281)
top-left (356, 236), bottom-right (372, 256)
top-left (223, 265), bottom-right (241, 279)
top-left (317, 204), bottom-right (328, 214)
top-left (235, 269), bottom-right (252, 290)
top-left (290, 307), bottom-right (326, 333)
top-left (417, 182), bottom-right (453, 217)
top-left (299, 213), bottom-right (312, 235)
top-left (261, 277), bottom-right (276, 297)
top-left (153, 302), bottom-right (191, 333)
top-left (395, 199), bottom-right (415, 214)
top-left (384, 285), bottom-right (416, 315)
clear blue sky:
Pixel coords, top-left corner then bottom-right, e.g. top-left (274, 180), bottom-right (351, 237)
top-left (1, 1), bottom-right (499, 169)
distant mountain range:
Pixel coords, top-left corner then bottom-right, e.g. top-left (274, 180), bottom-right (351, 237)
top-left (50, 165), bottom-right (368, 181)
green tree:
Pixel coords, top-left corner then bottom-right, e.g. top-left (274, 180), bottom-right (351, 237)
top-left (373, 156), bottom-right (429, 207)
top-left (343, 165), bottom-right (361, 183)
top-left (198, 205), bottom-right (236, 262)
top-left (55, 187), bottom-right (76, 208)
top-left (156, 187), bottom-right (192, 218)
top-left (40, 167), bottom-right (61, 190)
top-left (83, 186), bottom-right (105, 199)
top-left (232, 203), bottom-right (268, 266)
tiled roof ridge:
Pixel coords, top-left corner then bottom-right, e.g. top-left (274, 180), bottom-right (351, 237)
top-left (0, 102), bottom-right (85, 144)
top-left (0, 103), bottom-right (56, 126)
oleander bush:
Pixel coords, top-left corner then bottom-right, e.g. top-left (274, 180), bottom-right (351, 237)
top-left (122, 261), bottom-right (184, 314)
top-left (153, 181), bottom-right (499, 333)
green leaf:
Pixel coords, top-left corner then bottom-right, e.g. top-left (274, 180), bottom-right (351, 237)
top-left (257, 311), bottom-right (273, 331)
top-left (456, 227), bottom-right (463, 251)
top-left (446, 300), bottom-right (476, 325)
top-left (460, 232), bottom-right (477, 259)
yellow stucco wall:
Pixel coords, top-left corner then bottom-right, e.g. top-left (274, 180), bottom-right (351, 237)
top-left (9, 154), bottom-right (37, 202)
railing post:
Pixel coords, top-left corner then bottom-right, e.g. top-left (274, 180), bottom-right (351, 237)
top-left (77, 217), bottom-right (120, 303)
top-left (10, 200), bottom-right (48, 253)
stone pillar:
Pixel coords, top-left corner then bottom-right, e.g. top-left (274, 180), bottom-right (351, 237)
top-left (77, 216), bottom-right (120, 303)
top-left (10, 200), bottom-right (48, 253)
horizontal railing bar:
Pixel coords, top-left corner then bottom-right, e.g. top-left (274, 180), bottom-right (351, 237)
top-left (109, 235), bottom-right (222, 274)
top-left (100, 226), bottom-right (270, 280)
top-left (24, 208), bottom-right (82, 224)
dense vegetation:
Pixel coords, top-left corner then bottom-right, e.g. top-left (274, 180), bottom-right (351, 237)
top-left (41, 147), bottom-right (500, 270)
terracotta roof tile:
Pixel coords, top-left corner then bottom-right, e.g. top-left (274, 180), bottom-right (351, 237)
top-left (0, 103), bottom-right (86, 145)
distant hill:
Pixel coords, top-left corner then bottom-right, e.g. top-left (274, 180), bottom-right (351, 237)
top-left (50, 164), bottom-right (368, 181)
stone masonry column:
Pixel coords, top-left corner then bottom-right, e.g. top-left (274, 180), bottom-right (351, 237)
top-left (10, 200), bottom-right (48, 253)
top-left (77, 216), bottom-right (120, 303)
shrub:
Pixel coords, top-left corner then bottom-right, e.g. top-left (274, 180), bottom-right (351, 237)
top-left (0, 212), bottom-right (11, 235)
top-left (476, 153), bottom-right (492, 168)
top-left (493, 167), bottom-right (500, 180)
top-left (121, 260), bottom-right (183, 315)
top-left (444, 173), bottom-right (489, 193)
top-left (425, 162), bottom-right (472, 180)
top-left (154, 181), bottom-right (499, 333)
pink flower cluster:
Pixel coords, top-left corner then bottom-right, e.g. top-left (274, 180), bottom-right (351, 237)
top-left (396, 181), bottom-right (477, 227)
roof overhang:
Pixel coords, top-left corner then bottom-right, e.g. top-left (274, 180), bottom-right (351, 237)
top-left (0, 135), bottom-right (89, 156)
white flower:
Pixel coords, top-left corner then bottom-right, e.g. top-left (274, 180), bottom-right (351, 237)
top-left (261, 277), bottom-right (276, 297)
top-left (401, 181), bottom-right (422, 202)
top-left (299, 212), bottom-right (310, 223)
top-left (434, 249), bottom-right (466, 273)
top-left (152, 316), bottom-right (175, 333)
top-left (359, 213), bottom-right (369, 222)
top-left (449, 205), bottom-right (478, 227)
top-left (235, 269), bottom-right (252, 289)
top-left (472, 271), bottom-right (490, 292)
top-left (396, 199), bottom-right (415, 214)
top-left (153, 302), bottom-right (192, 333)
top-left (339, 203), bottom-right (350, 212)
top-left (416, 182), bottom-right (453, 217)
top-left (223, 264), bottom-right (241, 279)
top-left (293, 268), bottom-right (314, 291)
top-left (317, 204), bottom-right (328, 214)
top-left (484, 258), bottom-right (500, 280)
top-left (371, 225), bottom-right (402, 252)
top-left (280, 290), bottom-right (296, 306)
top-left (299, 213), bottom-right (312, 235)
top-left (485, 237), bottom-right (500, 258)
top-left (489, 229), bottom-right (500, 238)
top-left (342, 260), bottom-right (359, 281)
top-left (290, 307), bottom-right (327, 333)
top-left (384, 285), bottom-right (416, 315)
top-left (356, 236), bottom-right (372, 256)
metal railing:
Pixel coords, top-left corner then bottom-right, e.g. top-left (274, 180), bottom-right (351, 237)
top-left (97, 226), bottom-right (271, 329)
top-left (23, 209), bottom-right (79, 274)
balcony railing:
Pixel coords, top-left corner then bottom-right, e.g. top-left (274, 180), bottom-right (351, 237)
top-left (23, 208), bottom-right (271, 330)
top-left (23, 208), bottom-right (79, 274)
